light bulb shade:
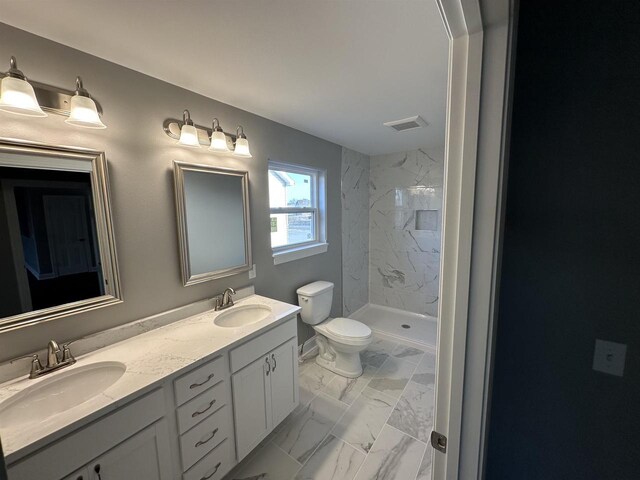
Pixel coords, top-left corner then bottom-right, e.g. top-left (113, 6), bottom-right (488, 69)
top-left (65, 94), bottom-right (106, 129)
top-left (234, 137), bottom-right (252, 157)
top-left (178, 124), bottom-right (201, 148)
top-left (209, 130), bottom-right (229, 152)
top-left (0, 76), bottom-right (47, 117)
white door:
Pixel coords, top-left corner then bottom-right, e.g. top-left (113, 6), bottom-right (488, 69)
top-left (232, 355), bottom-right (272, 460)
top-left (88, 420), bottom-right (172, 480)
top-left (43, 195), bottom-right (93, 276)
top-left (269, 338), bottom-right (299, 427)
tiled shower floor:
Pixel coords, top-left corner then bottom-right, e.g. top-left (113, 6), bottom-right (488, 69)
top-left (224, 334), bottom-right (436, 480)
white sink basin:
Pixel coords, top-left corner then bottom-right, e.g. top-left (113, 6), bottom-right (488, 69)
top-left (214, 304), bottom-right (272, 328)
top-left (0, 361), bottom-right (126, 428)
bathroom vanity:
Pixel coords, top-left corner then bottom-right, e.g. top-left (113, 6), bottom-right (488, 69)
top-left (0, 294), bottom-right (301, 480)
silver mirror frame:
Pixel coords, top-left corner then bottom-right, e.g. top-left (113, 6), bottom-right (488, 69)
top-left (0, 138), bottom-right (122, 333)
top-left (173, 161), bottom-right (252, 286)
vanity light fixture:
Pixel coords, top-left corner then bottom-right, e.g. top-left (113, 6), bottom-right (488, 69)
top-left (0, 55), bottom-right (107, 129)
top-left (177, 110), bottom-right (201, 148)
top-left (0, 56), bottom-right (47, 117)
top-left (208, 118), bottom-right (230, 153)
top-left (65, 77), bottom-right (106, 129)
top-left (164, 113), bottom-right (252, 158)
top-left (233, 126), bottom-right (252, 158)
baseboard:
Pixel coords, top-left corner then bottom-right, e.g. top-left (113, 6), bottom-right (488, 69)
top-left (299, 335), bottom-right (319, 361)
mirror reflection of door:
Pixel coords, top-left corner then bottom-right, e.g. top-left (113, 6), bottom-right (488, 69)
top-left (0, 167), bottom-right (104, 318)
top-left (43, 195), bottom-right (93, 276)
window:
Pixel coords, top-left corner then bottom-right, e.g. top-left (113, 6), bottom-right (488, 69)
top-left (268, 161), bottom-right (327, 264)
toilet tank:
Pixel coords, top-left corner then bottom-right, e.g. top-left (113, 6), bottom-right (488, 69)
top-left (296, 281), bottom-right (334, 325)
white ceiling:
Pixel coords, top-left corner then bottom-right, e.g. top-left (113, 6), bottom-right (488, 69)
top-left (0, 0), bottom-right (449, 155)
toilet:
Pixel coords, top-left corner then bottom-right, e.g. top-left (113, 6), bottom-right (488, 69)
top-left (297, 281), bottom-right (372, 378)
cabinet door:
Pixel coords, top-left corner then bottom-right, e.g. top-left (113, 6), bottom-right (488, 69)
top-left (88, 420), bottom-right (172, 480)
top-left (269, 338), bottom-right (299, 427)
top-left (62, 467), bottom-right (90, 480)
top-left (232, 354), bottom-right (272, 461)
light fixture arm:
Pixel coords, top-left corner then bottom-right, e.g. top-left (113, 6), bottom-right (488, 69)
top-left (6, 56), bottom-right (26, 80)
top-left (74, 77), bottom-right (90, 98)
top-left (182, 109), bottom-right (194, 126)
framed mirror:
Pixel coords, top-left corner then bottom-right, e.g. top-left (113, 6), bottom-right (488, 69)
top-left (173, 161), bottom-right (252, 286)
top-left (0, 139), bottom-right (122, 333)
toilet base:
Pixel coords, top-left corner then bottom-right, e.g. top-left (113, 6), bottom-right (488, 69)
top-left (315, 353), bottom-right (363, 378)
top-left (314, 337), bottom-right (364, 378)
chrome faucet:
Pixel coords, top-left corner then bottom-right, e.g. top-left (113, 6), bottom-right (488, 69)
top-left (47, 340), bottom-right (60, 368)
top-left (215, 287), bottom-right (236, 311)
top-left (21, 340), bottom-right (77, 379)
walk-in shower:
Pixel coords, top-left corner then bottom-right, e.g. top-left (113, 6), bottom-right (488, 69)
top-left (341, 147), bottom-right (443, 349)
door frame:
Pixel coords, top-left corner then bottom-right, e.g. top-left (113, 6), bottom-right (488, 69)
top-left (434, 0), bottom-right (514, 478)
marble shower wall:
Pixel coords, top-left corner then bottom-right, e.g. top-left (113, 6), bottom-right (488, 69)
top-left (341, 148), bottom-right (370, 316)
top-left (368, 147), bottom-right (444, 317)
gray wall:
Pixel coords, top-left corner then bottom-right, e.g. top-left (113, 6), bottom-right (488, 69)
top-left (486, 1), bottom-right (640, 478)
top-left (0, 23), bottom-right (342, 361)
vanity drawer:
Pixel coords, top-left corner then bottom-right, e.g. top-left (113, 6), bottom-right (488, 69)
top-left (183, 438), bottom-right (234, 480)
top-left (174, 354), bottom-right (227, 406)
top-left (180, 404), bottom-right (231, 471)
top-left (177, 380), bottom-right (228, 434)
top-left (229, 316), bottom-right (297, 373)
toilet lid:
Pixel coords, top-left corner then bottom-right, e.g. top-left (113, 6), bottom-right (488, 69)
top-left (325, 317), bottom-right (371, 338)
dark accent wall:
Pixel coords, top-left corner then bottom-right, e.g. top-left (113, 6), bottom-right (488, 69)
top-left (486, 1), bottom-right (640, 479)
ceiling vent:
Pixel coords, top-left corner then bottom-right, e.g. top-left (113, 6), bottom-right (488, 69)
top-left (383, 115), bottom-right (429, 132)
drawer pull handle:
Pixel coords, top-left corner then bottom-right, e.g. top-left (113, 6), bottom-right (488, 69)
top-left (200, 462), bottom-right (222, 480)
top-left (94, 464), bottom-right (102, 480)
top-left (190, 373), bottom-right (215, 389)
top-left (195, 428), bottom-right (219, 447)
top-left (272, 353), bottom-right (277, 372)
top-left (192, 399), bottom-right (217, 418)
top-left (265, 357), bottom-right (271, 376)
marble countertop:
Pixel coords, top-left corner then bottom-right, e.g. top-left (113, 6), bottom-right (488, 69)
top-left (0, 294), bottom-right (301, 463)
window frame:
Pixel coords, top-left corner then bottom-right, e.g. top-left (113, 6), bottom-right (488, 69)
top-left (268, 160), bottom-right (327, 263)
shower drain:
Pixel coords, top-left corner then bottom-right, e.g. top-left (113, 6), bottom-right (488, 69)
top-left (401, 324), bottom-right (411, 329)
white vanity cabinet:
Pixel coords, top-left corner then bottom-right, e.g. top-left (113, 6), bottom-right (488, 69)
top-left (7, 389), bottom-right (172, 480)
top-left (5, 309), bottom-right (300, 480)
top-left (61, 422), bottom-right (170, 480)
top-left (62, 467), bottom-right (90, 480)
top-left (230, 318), bottom-right (299, 460)
top-left (86, 421), bottom-right (172, 480)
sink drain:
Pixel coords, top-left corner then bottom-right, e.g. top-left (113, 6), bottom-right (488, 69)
top-left (401, 324), bottom-right (411, 329)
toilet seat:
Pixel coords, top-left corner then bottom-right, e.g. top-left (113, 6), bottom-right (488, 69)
top-left (326, 317), bottom-right (371, 338)
top-left (314, 317), bottom-right (372, 345)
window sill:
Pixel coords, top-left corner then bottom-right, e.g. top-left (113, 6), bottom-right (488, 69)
top-left (272, 242), bottom-right (328, 265)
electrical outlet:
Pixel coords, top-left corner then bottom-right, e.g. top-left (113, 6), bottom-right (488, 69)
top-left (592, 339), bottom-right (627, 377)
top-left (248, 264), bottom-right (256, 279)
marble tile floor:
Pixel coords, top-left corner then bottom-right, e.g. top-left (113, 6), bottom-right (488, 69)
top-left (225, 334), bottom-right (436, 480)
